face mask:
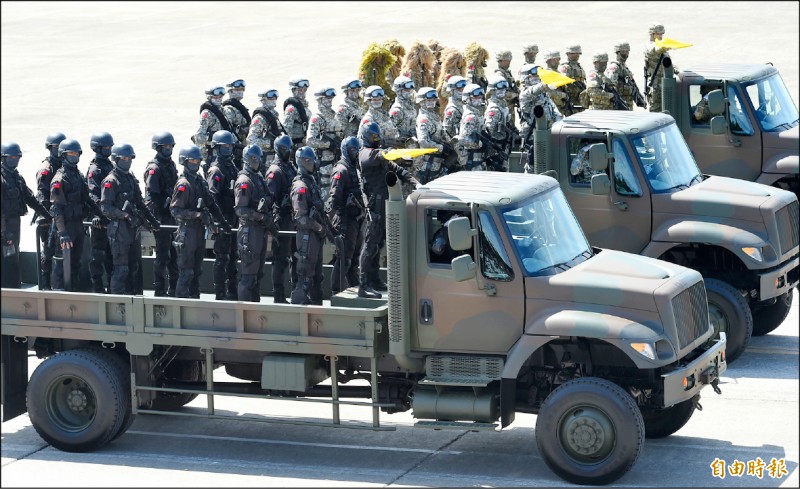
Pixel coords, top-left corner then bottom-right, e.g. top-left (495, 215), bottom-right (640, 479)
top-left (2, 156), bottom-right (20, 170)
top-left (230, 90), bottom-right (244, 99)
top-left (210, 97), bottom-right (223, 106)
top-left (495, 89), bottom-right (507, 99)
top-left (157, 146), bottom-right (173, 158)
top-left (218, 145), bottom-right (233, 157)
top-left (115, 157), bottom-right (132, 173)
top-left (262, 98), bottom-right (277, 109)
top-left (293, 88), bottom-right (307, 99)
top-left (48, 147), bottom-right (60, 159)
top-left (63, 154), bottom-right (80, 166)
top-left (184, 160), bottom-right (200, 173)
top-left (347, 89), bottom-right (360, 101)
top-left (470, 97), bottom-right (485, 108)
top-left (319, 98), bottom-right (332, 109)
top-left (370, 99), bottom-right (383, 109)
top-left (422, 100), bottom-right (437, 110)
top-left (453, 89), bottom-right (464, 100)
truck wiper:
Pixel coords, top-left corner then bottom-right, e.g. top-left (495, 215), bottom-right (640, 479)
top-left (662, 183), bottom-right (691, 192)
top-left (688, 174), bottom-right (704, 187)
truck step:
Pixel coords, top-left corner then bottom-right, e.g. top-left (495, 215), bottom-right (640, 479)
top-left (419, 377), bottom-right (491, 387)
top-left (414, 420), bottom-right (498, 432)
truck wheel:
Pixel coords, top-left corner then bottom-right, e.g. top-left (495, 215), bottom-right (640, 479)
top-left (641, 395), bottom-right (697, 439)
top-left (150, 360), bottom-right (202, 411)
top-left (752, 291), bottom-right (793, 337)
top-left (91, 347), bottom-right (136, 440)
top-left (26, 348), bottom-right (128, 452)
top-left (535, 378), bottom-right (644, 486)
top-left (705, 278), bottom-right (752, 363)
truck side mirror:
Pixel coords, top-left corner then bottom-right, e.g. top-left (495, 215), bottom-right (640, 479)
top-left (707, 90), bottom-right (725, 115)
top-left (591, 173), bottom-right (611, 195)
top-left (710, 116), bottom-right (726, 135)
top-left (451, 254), bottom-right (477, 282)
top-left (447, 216), bottom-right (473, 251)
top-left (588, 143), bottom-right (609, 172)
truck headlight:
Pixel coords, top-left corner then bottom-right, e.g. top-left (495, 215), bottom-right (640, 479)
top-left (741, 246), bottom-right (763, 262)
top-left (630, 342), bottom-right (656, 360)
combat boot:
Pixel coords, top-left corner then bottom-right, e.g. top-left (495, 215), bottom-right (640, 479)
top-left (272, 285), bottom-right (288, 304)
top-left (358, 274), bottom-right (381, 299)
top-left (367, 271), bottom-right (388, 292)
top-left (214, 284), bottom-right (227, 300)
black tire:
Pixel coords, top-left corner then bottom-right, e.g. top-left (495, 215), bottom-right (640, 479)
top-left (641, 395), bottom-right (697, 439)
top-left (752, 291), bottom-right (793, 337)
top-left (150, 360), bottom-right (202, 411)
top-left (705, 278), bottom-right (752, 364)
top-left (26, 348), bottom-right (128, 452)
top-left (535, 378), bottom-right (644, 486)
top-left (90, 347), bottom-right (136, 440)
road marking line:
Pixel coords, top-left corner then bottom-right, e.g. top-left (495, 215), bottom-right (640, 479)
top-left (745, 347), bottom-right (799, 355)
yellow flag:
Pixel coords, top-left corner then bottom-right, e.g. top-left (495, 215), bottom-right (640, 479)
top-left (655, 37), bottom-right (693, 50)
top-left (382, 147), bottom-right (438, 160)
top-left (538, 68), bottom-right (575, 88)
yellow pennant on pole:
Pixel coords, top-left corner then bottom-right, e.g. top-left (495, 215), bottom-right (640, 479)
top-left (655, 37), bottom-right (693, 50)
top-left (381, 147), bottom-right (438, 160)
top-left (538, 68), bottom-right (575, 88)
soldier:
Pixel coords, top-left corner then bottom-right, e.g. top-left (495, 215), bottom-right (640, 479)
top-left (570, 142), bottom-right (603, 185)
top-left (206, 130), bottom-right (240, 300)
top-left (484, 76), bottom-right (514, 172)
top-left (443, 75), bottom-right (467, 140)
top-left (221, 79), bottom-right (251, 168)
top-left (266, 135), bottom-right (298, 303)
top-left (415, 87), bottom-right (452, 184)
top-left (458, 84), bottom-right (488, 172)
top-left (359, 85), bottom-right (400, 147)
top-left (522, 43), bottom-right (539, 64)
top-left (2, 142), bottom-right (51, 288)
top-left (306, 85), bottom-right (342, 203)
top-left (247, 88), bottom-right (284, 166)
top-left (559, 44), bottom-right (587, 115)
top-left (518, 65), bottom-right (563, 173)
top-left (542, 50), bottom-right (570, 114)
top-left (580, 52), bottom-right (618, 110)
top-left (144, 131), bottom-right (179, 297)
top-left (644, 23), bottom-right (676, 112)
top-left (357, 122), bottom-right (420, 298)
top-left (35, 132), bottom-right (66, 290)
top-left (326, 137), bottom-right (365, 293)
top-left (85, 131), bottom-right (115, 293)
top-left (493, 50), bottom-right (519, 127)
top-left (101, 144), bottom-right (160, 295)
top-left (388, 75), bottom-right (418, 146)
top-left (606, 41), bottom-right (645, 110)
top-left (50, 139), bottom-right (107, 291)
top-left (282, 77), bottom-right (312, 149)
top-left (235, 145), bottom-right (272, 302)
top-left (290, 146), bottom-right (333, 305)
top-left (693, 85), bottom-right (719, 124)
top-left (170, 145), bottom-right (230, 299)
top-left (335, 78), bottom-right (364, 139)
top-left (193, 86), bottom-right (233, 172)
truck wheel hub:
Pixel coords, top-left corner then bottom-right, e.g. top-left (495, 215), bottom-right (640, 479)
top-left (66, 389), bottom-right (88, 412)
top-left (560, 407), bottom-right (615, 461)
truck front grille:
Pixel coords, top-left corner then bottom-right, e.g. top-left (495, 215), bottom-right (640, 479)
top-left (672, 281), bottom-right (709, 349)
top-left (776, 200), bottom-right (799, 256)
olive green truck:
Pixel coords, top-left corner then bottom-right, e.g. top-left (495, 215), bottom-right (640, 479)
top-left (524, 106), bottom-right (799, 363)
top-left (2, 172), bottom-right (726, 485)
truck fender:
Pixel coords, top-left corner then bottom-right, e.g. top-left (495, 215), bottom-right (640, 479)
top-left (757, 154), bottom-right (799, 186)
top-left (645, 219), bottom-right (767, 260)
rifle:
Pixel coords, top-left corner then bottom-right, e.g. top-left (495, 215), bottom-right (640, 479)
top-left (354, 164), bottom-right (372, 222)
top-left (479, 130), bottom-right (507, 171)
top-left (197, 196), bottom-right (230, 236)
top-left (257, 197), bottom-right (279, 235)
top-left (83, 187), bottom-right (110, 226)
top-left (29, 202), bottom-right (52, 226)
top-left (309, 205), bottom-right (336, 244)
top-left (627, 75), bottom-right (647, 108)
top-left (643, 53), bottom-right (666, 99)
top-left (324, 132), bottom-right (342, 161)
top-left (602, 82), bottom-right (631, 111)
top-left (122, 199), bottom-right (160, 231)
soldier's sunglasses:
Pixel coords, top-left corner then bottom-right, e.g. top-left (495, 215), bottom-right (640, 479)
top-left (368, 88), bottom-right (385, 98)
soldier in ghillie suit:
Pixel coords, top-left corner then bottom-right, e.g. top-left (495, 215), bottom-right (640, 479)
top-left (400, 40), bottom-right (437, 92)
top-left (358, 42), bottom-right (398, 111)
top-left (464, 42), bottom-right (490, 91)
top-left (435, 48), bottom-right (467, 112)
top-left (426, 39), bottom-right (447, 83)
top-left (382, 38), bottom-right (406, 86)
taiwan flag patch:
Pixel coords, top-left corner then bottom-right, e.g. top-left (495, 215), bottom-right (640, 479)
top-left (178, 185), bottom-right (186, 192)
top-left (103, 181), bottom-right (112, 188)
top-left (149, 168), bottom-right (156, 175)
top-left (52, 181), bottom-right (61, 189)
top-left (214, 175), bottom-right (221, 181)
top-left (298, 187), bottom-right (306, 194)
top-left (240, 182), bottom-right (248, 189)
top-left (333, 173), bottom-right (341, 180)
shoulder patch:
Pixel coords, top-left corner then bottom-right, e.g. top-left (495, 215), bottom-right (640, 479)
top-left (178, 184), bottom-right (186, 192)
top-left (41, 169), bottom-right (49, 176)
top-left (609, 65), bottom-right (617, 71)
top-left (420, 117), bottom-right (428, 123)
top-left (253, 116), bottom-right (263, 124)
top-left (488, 111), bottom-right (495, 116)
top-left (214, 175), bottom-right (221, 181)
top-left (202, 111), bottom-right (208, 119)
top-left (332, 173), bottom-right (342, 180)
top-left (390, 109), bottom-right (398, 116)
top-left (466, 115), bottom-right (474, 122)
top-left (446, 110), bottom-right (453, 116)
top-left (88, 171), bottom-right (93, 178)
top-left (361, 119), bottom-right (370, 125)
top-left (311, 116), bottom-right (318, 123)
top-left (298, 186), bottom-right (306, 194)
top-left (589, 72), bottom-right (597, 79)
top-left (267, 172), bottom-right (275, 179)
top-left (103, 181), bottom-right (112, 188)
top-left (240, 182), bottom-right (248, 189)
top-left (559, 65), bottom-right (568, 74)
top-left (52, 181), bottom-right (61, 189)
top-left (337, 106), bottom-right (345, 113)
top-left (149, 168), bottom-right (156, 175)
top-left (287, 106), bottom-right (295, 113)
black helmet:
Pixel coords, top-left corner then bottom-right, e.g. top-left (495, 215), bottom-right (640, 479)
top-left (45, 132), bottom-right (67, 159)
top-left (89, 131), bottom-right (114, 157)
top-left (340, 136), bottom-right (360, 164)
top-left (295, 146), bottom-right (318, 175)
top-left (58, 138), bottom-right (82, 167)
top-left (274, 134), bottom-right (293, 162)
top-left (111, 143), bottom-right (136, 172)
top-left (1, 141), bottom-right (22, 170)
top-left (178, 145), bottom-right (203, 173)
top-left (211, 130), bottom-right (236, 158)
top-left (151, 131), bottom-right (176, 158)
top-left (359, 121), bottom-right (382, 149)
top-left (243, 144), bottom-right (263, 172)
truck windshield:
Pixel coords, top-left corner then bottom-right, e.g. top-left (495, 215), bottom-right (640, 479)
top-left (742, 73), bottom-right (799, 132)
top-left (630, 123), bottom-right (703, 193)
top-left (501, 188), bottom-right (592, 276)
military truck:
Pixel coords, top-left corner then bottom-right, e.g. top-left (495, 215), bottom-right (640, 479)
top-left (2, 172), bottom-right (726, 486)
top-left (524, 106), bottom-right (799, 363)
top-left (658, 59), bottom-right (799, 198)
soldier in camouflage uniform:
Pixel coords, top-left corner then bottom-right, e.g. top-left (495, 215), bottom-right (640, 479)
top-left (542, 50), bottom-right (570, 114)
top-left (558, 44), bottom-right (586, 116)
top-left (222, 79), bottom-right (251, 168)
top-left (266, 135), bottom-right (298, 304)
top-left (442, 75), bottom-right (467, 140)
top-left (247, 88), bottom-right (284, 166)
top-left (335, 78), bottom-right (365, 139)
top-left (518, 65), bottom-right (563, 173)
top-left (306, 86), bottom-right (343, 203)
top-left (494, 50), bottom-right (519, 127)
top-left (580, 52), bottom-right (617, 110)
top-left (359, 85), bottom-right (400, 147)
top-left (606, 41), bottom-right (645, 110)
top-left (389, 75), bottom-right (418, 146)
top-left (522, 43), bottom-right (538, 64)
top-left (693, 85), bottom-right (718, 124)
top-left (85, 131), bottom-right (115, 293)
top-left (234, 145), bottom-right (271, 302)
top-left (282, 77), bottom-right (312, 148)
top-left (570, 142), bottom-right (602, 185)
top-left (415, 87), bottom-right (451, 183)
top-left (194, 86), bottom-right (233, 171)
top-left (35, 132), bottom-right (66, 290)
top-left (484, 76), bottom-right (514, 172)
top-left (458, 84), bottom-right (488, 172)
top-left (644, 23), bottom-right (676, 112)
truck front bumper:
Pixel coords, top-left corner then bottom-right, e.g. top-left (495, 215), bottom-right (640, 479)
top-left (758, 255), bottom-right (799, 301)
top-left (662, 332), bottom-right (727, 407)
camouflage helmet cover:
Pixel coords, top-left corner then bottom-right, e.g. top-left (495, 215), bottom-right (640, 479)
top-left (565, 44), bottom-right (582, 54)
top-left (495, 49), bottom-right (512, 61)
top-left (522, 43), bottom-right (539, 53)
top-left (592, 52), bottom-right (609, 63)
top-left (543, 49), bottom-right (561, 61)
top-left (648, 23), bottom-right (665, 35)
top-left (613, 40), bottom-right (631, 52)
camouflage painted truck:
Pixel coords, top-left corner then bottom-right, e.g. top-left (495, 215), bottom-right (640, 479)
top-left (2, 172), bottom-right (727, 486)
top-left (658, 59), bottom-right (799, 198)
top-left (524, 106), bottom-right (799, 362)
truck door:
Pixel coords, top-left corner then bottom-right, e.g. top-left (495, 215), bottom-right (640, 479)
top-left (684, 84), bottom-right (762, 181)
top-left (413, 206), bottom-right (525, 353)
top-left (562, 136), bottom-right (653, 253)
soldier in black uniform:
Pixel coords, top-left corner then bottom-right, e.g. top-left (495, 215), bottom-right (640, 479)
top-left (235, 145), bottom-right (273, 302)
top-left (326, 136), bottom-right (365, 293)
top-left (144, 131), bottom-right (179, 297)
top-left (266, 135), bottom-right (298, 303)
top-left (50, 138), bottom-right (108, 291)
top-left (290, 146), bottom-right (335, 305)
top-left (2, 142), bottom-right (51, 288)
top-left (357, 122), bottom-right (419, 298)
top-left (170, 145), bottom-right (230, 299)
top-left (206, 130), bottom-right (240, 300)
top-left (85, 131), bottom-right (115, 293)
top-left (101, 144), bottom-right (160, 295)
top-left (35, 132), bottom-right (66, 290)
